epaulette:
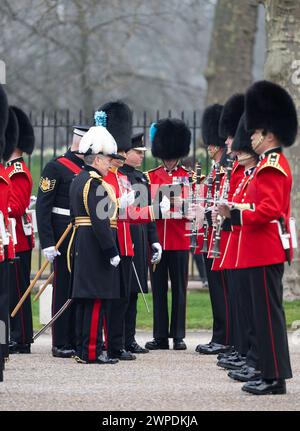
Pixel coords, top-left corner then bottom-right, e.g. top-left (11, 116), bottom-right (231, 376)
top-left (8, 161), bottom-right (25, 178)
top-left (89, 171), bottom-right (102, 181)
top-left (258, 153), bottom-right (287, 177)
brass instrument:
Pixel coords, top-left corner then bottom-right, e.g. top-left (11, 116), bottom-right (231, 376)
top-left (210, 159), bottom-right (233, 258)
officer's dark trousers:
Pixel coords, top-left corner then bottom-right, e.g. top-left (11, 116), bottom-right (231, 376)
top-left (150, 250), bottom-right (189, 340)
top-left (9, 250), bottom-right (33, 345)
top-left (52, 253), bottom-right (76, 348)
top-left (227, 269), bottom-right (259, 366)
top-left (124, 292), bottom-right (138, 348)
top-left (204, 255), bottom-right (229, 346)
top-left (0, 261), bottom-right (9, 360)
top-left (248, 264), bottom-right (292, 380)
top-left (106, 256), bottom-right (132, 353)
top-left (75, 299), bottom-right (106, 362)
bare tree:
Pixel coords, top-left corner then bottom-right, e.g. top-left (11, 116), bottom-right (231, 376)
top-left (0, 0), bottom-right (214, 117)
top-left (205, 0), bottom-right (259, 105)
top-left (261, 0), bottom-right (300, 299)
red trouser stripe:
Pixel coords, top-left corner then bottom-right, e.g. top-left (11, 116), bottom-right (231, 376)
top-left (263, 268), bottom-right (280, 379)
top-left (221, 271), bottom-right (229, 346)
top-left (88, 300), bottom-right (102, 362)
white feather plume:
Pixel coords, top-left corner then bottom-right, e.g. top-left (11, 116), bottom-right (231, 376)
top-left (78, 126), bottom-right (117, 155)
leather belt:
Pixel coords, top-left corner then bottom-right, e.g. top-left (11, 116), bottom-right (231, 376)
top-left (52, 207), bottom-right (70, 216)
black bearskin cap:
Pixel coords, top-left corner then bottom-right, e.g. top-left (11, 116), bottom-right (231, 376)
top-left (11, 106), bottom-right (35, 155)
top-left (245, 80), bottom-right (298, 147)
top-left (219, 94), bottom-right (245, 138)
top-left (201, 104), bottom-right (225, 148)
top-left (232, 113), bottom-right (256, 155)
top-left (3, 107), bottom-right (19, 161)
top-left (151, 118), bottom-right (191, 160)
top-left (0, 84), bottom-right (9, 158)
top-left (96, 101), bottom-right (132, 151)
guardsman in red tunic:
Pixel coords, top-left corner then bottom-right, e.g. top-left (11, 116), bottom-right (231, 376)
top-left (144, 118), bottom-right (192, 351)
top-left (4, 107), bottom-right (35, 354)
top-left (195, 104), bottom-right (230, 355)
top-left (210, 96), bottom-right (247, 367)
top-left (36, 125), bottom-right (87, 358)
top-left (219, 81), bottom-right (296, 395)
top-left (0, 84), bottom-right (11, 380)
top-left (219, 113), bottom-right (260, 383)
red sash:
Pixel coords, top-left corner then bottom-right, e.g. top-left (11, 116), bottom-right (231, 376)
top-left (57, 157), bottom-right (82, 174)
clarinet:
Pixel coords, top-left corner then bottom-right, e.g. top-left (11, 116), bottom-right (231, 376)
top-left (189, 163), bottom-right (202, 249)
top-left (201, 166), bottom-right (214, 253)
top-left (210, 159), bottom-right (233, 258)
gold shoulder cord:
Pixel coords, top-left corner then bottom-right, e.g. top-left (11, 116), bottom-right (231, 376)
top-left (102, 180), bottom-right (118, 222)
top-left (83, 178), bottom-right (93, 216)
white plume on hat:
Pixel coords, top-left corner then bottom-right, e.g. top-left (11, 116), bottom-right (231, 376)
top-left (78, 126), bottom-right (117, 155)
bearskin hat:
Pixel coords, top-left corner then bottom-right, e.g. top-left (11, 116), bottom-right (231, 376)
top-left (201, 104), bottom-right (225, 148)
top-left (232, 113), bottom-right (256, 155)
top-left (150, 118), bottom-right (191, 160)
top-left (3, 107), bottom-right (19, 161)
top-left (11, 106), bottom-right (35, 155)
top-left (219, 94), bottom-right (245, 138)
top-left (0, 84), bottom-right (9, 158)
top-left (96, 101), bottom-right (132, 152)
top-left (245, 80), bottom-right (298, 147)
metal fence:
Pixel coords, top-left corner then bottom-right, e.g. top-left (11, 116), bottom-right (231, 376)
top-left (28, 110), bottom-right (209, 281)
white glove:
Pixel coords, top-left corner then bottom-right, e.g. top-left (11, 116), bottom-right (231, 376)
top-left (151, 242), bottom-right (162, 264)
top-left (110, 255), bottom-right (121, 267)
top-left (159, 196), bottom-right (170, 216)
top-left (119, 190), bottom-right (135, 209)
top-left (43, 246), bottom-right (61, 262)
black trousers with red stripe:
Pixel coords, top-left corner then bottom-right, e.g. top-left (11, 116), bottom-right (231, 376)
top-left (75, 298), bottom-right (107, 362)
top-left (106, 256), bottom-right (132, 354)
top-left (248, 264), bottom-right (292, 380)
top-left (9, 250), bottom-right (33, 345)
top-left (0, 261), bottom-right (9, 359)
top-left (52, 253), bottom-right (76, 348)
top-left (230, 268), bottom-right (259, 367)
top-left (204, 256), bottom-right (229, 346)
top-left (150, 250), bottom-right (189, 340)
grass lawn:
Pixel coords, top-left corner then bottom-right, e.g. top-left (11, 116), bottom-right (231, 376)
top-left (32, 291), bottom-right (300, 332)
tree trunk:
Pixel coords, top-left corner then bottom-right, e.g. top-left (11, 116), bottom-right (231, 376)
top-left (205, 0), bottom-right (259, 105)
top-left (262, 0), bottom-right (300, 299)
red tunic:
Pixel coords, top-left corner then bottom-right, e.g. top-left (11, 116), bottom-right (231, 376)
top-left (211, 162), bottom-right (245, 270)
top-left (146, 165), bottom-right (191, 251)
top-left (0, 163), bottom-right (14, 261)
top-left (104, 167), bottom-right (134, 257)
top-left (231, 151), bottom-right (292, 268)
top-left (6, 158), bottom-right (34, 253)
top-left (219, 167), bottom-right (254, 269)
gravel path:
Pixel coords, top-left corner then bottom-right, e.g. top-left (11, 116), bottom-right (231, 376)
top-left (1, 331), bottom-right (299, 411)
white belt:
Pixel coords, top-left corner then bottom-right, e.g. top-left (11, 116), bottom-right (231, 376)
top-left (52, 207), bottom-right (70, 216)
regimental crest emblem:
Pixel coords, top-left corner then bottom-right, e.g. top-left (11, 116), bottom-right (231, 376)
top-left (39, 177), bottom-right (56, 193)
